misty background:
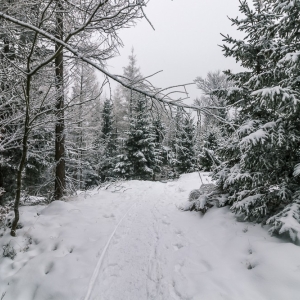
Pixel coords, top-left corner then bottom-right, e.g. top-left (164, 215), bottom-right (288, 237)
top-left (103, 0), bottom-right (245, 102)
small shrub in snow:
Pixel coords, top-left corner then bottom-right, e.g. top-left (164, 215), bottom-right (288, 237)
top-left (4, 211), bottom-right (22, 230)
top-left (181, 184), bottom-right (216, 213)
top-left (0, 204), bottom-right (12, 228)
top-left (267, 197), bottom-right (300, 243)
top-left (21, 194), bottom-right (47, 206)
top-left (2, 243), bottom-right (16, 260)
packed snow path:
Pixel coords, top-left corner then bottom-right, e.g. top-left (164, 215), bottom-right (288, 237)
top-left (1, 173), bottom-right (300, 300)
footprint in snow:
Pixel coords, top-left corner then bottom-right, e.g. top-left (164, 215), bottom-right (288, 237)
top-left (245, 261), bottom-right (255, 270)
top-left (52, 242), bottom-right (59, 251)
top-left (173, 243), bottom-right (184, 251)
top-left (173, 263), bottom-right (185, 281)
top-left (103, 213), bottom-right (115, 218)
top-left (112, 233), bottom-right (122, 245)
top-left (174, 264), bottom-right (182, 273)
top-left (162, 219), bottom-right (170, 225)
top-left (201, 259), bottom-right (213, 271)
top-left (103, 263), bottom-right (121, 278)
top-left (45, 261), bottom-right (55, 275)
top-left (174, 229), bottom-right (183, 237)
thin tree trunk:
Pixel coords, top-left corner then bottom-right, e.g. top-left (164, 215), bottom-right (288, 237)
top-left (130, 89), bottom-right (133, 118)
top-left (0, 37), bottom-right (10, 205)
top-left (0, 166), bottom-right (3, 206)
top-left (54, 0), bottom-right (65, 200)
top-left (78, 67), bottom-right (83, 189)
top-left (11, 75), bottom-right (31, 236)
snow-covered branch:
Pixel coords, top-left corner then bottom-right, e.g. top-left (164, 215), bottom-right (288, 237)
top-left (0, 11), bottom-right (218, 113)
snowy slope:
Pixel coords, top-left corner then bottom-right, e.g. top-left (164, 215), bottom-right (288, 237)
top-left (0, 173), bottom-right (300, 300)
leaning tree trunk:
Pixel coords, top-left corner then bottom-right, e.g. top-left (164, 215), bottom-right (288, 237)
top-left (54, 0), bottom-right (65, 200)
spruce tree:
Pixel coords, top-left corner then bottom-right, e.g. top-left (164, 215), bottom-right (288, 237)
top-left (169, 107), bottom-right (184, 176)
top-left (98, 99), bottom-right (117, 182)
top-left (113, 141), bottom-right (131, 179)
top-left (214, 0), bottom-right (300, 242)
top-left (115, 95), bottom-right (156, 180)
top-left (176, 114), bottom-right (196, 174)
top-left (122, 49), bottom-right (143, 118)
top-left (152, 118), bottom-right (165, 177)
top-left (198, 130), bottom-right (219, 172)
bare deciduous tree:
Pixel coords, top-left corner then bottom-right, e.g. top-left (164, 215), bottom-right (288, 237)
top-left (0, 1), bottom-right (230, 237)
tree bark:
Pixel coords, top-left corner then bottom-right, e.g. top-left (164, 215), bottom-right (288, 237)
top-left (78, 67), bottom-right (83, 190)
top-left (54, 0), bottom-right (65, 200)
top-left (0, 165), bottom-right (4, 206)
top-left (10, 75), bottom-right (31, 236)
top-left (0, 37), bottom-right (10, 205)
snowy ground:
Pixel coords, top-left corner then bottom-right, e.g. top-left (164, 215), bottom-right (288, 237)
top-left (1, 173), bottom-right (300, 300)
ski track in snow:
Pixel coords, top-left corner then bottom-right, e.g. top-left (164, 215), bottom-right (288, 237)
top-left (1, 173), bottom-right (300, 300)
top-left (85, 174), bottom-right (254, 300)
top-left (85, 173), bottom-right (300, 300)
top-left (89, 183), bottom-right (170, 300)
top-left (83, 200), bottom-right (138, 300)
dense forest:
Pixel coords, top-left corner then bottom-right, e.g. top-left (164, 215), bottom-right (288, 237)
top-left (2, 1), bottom-right (300, 300)
top-left (1, 0), bottom-right (300, 243)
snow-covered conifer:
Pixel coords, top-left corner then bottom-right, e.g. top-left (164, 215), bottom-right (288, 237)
top-left (98, 99), bottom-right (117, 182)
top-left (180, 115), bottom-right (197, 173)
top-left (115, 95), bottom-right (156, 180)
top-left (213, 0), bottom-right (300, 242)
top-left (198, 130), bottom-right (219, 172)
top-left (175, 113), bottom-right (197, 174)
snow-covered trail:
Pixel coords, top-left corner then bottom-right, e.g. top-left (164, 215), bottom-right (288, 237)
top-left (89, 181), bottom-right (169, 300)
top-left (86, 174), bottom-right (300, 300)
top-left (1, 173), bottom-right (300, 300)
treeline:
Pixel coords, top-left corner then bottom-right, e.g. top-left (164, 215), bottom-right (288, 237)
top-left (0, 1), bottom-right (200, 226)
top-left (68, 53), bottom-right (232, 187)
top-left (0, 47), bottom-right (213, 203)
top-left (0, 1), bottom-right (160, 235)
top-left (62, 52), bottom-right (206, 187)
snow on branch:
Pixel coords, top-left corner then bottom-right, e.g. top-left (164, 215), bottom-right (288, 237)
top-left (293, 164), bottom-right (300, 177)
top-left (231, 194), bottom-right (264, 215)
top-left (0, 11), bottom-right (230, 115)
top-left (278, 51), bottom-right (300, 65)
top-left (223, 165), bottom-right (252, 189)
top-left (252, 86), bottom-right (300, 107)
top-left (240, 128), bottom-right (268, 147)
top-left (267, 199), bottom-right (300, 242)
top-left (237, 120), bottom-right (259, 136)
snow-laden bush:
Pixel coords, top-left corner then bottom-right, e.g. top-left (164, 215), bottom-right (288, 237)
top-left (2, 243), bottom-right (16, 260)
top-left (0, 202), bottom-right (11, 228)
top-left (181, 184), bottom-right (216, 213)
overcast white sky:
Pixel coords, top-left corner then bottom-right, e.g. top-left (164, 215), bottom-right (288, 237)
top-left (104, 0), bottom-right (245, 102)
